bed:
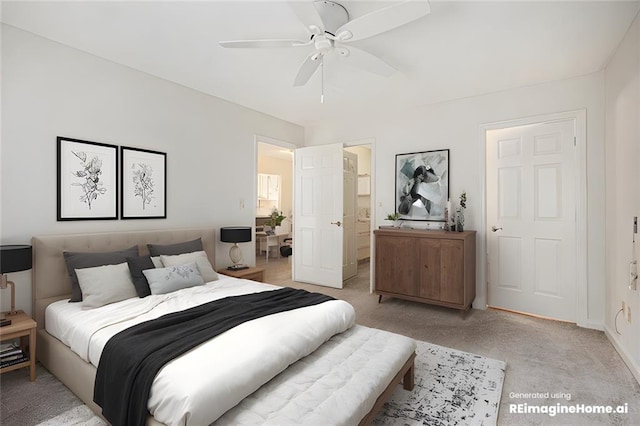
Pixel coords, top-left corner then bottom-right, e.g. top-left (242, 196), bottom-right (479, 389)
top-left (32, 228), bottom-right (416, 425)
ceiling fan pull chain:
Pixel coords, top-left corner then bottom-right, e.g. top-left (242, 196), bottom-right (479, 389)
top-left (320, 56), bottom-right (325, 104)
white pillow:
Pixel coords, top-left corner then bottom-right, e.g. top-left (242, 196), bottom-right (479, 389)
top-left (143, 263), bottom-right (205, 295)
top-left (75, 262), bottom-right (138, 309)
top-left (160, 251), bottom-right (218, 282)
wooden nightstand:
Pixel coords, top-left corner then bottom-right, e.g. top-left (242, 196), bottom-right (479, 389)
top-left (0, 310), bottom-right (36, 381)
top-left (217, 267), bottom-right (265, 282)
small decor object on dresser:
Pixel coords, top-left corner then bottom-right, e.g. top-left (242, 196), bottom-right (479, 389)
top-left (121, 146), bottom-right (167, 219)
top-left (456, 191), bottom-right (467, 232)
top-left (57, 136), bottom-right (118, 221)
top-left (395, 149), bottom-right (449, 222)
top-left (385, 212), bottom-right (401, 228)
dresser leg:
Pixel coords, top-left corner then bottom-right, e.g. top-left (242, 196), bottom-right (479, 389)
top-left (378, 294), bottom-right (382, 304)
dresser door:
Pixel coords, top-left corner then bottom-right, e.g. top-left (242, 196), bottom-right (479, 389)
top-left (440, 239), bottom-right (465, 304)
top-left (417, 239), bottom-right (441, 300)
top-left (375, 235), bottom-right (417, 296)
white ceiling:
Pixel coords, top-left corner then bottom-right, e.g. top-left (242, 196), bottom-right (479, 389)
top-left (2, 1), bottom-right (639, 128)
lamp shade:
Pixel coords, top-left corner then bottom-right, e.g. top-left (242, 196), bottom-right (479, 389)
top-left (220, 227), bottom-right (252, 244)
top-left (0, 245), bottom-right (32, 274)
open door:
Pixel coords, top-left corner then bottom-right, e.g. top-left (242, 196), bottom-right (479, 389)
top-left (293, 144), bottom-right (344, 288)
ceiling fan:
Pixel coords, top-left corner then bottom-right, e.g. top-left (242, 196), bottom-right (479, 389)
top-left (219, 0), bottom-right (431, 88)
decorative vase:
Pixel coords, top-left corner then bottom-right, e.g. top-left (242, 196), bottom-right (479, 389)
top-left (456, 208), bottom-right (465, 232)
top-left (444, 208), bottom-right (450, 231)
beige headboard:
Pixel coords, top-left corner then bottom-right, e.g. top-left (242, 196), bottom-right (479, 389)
top-left (32, 228), bottom-right (216, 330)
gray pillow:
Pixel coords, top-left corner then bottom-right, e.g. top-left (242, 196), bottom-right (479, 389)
top-left (147, 238), bottom-right (203, 256)
top-left (64, 246), bottom-right (139, 302)
top-left (76, 262), bottom-right (137, 309)
top-left (143, 263), bottom-right (205, 295)
top-left (126, 255), bottom-right (155, 298)
top-left (159, 251), bottom-right (218, 282)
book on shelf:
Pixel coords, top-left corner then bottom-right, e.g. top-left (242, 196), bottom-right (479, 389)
top-left (0, 354), bottom-right (28, 368)
top-left (1, 352), bottom-right (25, 362)
top-left (0, 348), bottom-right (23, 358)
top-left (0, 342), bottom-right (19, 353)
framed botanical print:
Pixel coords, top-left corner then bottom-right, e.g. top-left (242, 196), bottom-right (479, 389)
top-left (121, 146), bottom-right (166, 219)
top-left (57, 137), bottom-right (118, 221)
top-left (395, 149), bottom-right (449, 221)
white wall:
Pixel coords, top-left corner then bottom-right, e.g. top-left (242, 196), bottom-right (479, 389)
top-left (0, 25), bottom-right (304, 314)
top-left (306, 72), bottom-right (606, 327)
top-left (604, 12), bottom-right (640, 379)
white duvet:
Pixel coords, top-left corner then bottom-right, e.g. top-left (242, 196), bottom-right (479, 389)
top-left (45, 276), bottom-right (356, 426)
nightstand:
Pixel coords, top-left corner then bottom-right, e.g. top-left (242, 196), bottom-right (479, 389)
top-left (217, 267), bottom-right (265, 282)
top-left (0, 310), bottom-right (36, 381)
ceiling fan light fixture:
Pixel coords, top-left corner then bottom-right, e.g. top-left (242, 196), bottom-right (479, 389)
top-left (314, 36), bottom-right (333, 53)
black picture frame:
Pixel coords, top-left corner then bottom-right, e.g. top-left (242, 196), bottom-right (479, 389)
top-left (57, 136), bottom-right (118, 221)
top-left (395, 149), bottom-right (450, 221)
top-left (121, 146), bottom-right (167, 219)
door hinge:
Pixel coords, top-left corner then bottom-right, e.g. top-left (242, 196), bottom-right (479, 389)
top-left (573, 136), bottom-right (576, 146)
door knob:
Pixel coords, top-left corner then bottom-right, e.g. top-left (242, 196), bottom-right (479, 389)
top-left (331, 221), bottom-right (342, 227)
top-left (491, 226), bottom-right (502, 232)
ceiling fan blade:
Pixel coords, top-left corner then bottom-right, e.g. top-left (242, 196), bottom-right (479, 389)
top-left (336, 46), bottom-right (396, 77)
top-left (335, 0), bottom-right (430, 42)
top-left (293, 52), bottom-right (322, 87)
top-left (219, 39), bottom-right (310, 49)
top-left (288, 1), bottom-right (325, 35)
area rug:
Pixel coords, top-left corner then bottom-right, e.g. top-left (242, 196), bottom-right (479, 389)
top-left (36, 341), bottom-right (505, 426)
top-left (373, 341), bottom-right (506, 426)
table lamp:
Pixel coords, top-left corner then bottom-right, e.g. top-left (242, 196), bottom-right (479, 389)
top-left (0, 245), bottom-right (32, 322)
top-left (220, 227), bottom-right (252, 270)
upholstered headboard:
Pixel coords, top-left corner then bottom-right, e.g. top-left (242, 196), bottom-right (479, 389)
top-left (32, 228), bottom-right (216, 330)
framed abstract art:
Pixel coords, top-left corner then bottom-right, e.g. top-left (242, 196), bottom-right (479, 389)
top-left (395, 149), bottom-right (449, 221)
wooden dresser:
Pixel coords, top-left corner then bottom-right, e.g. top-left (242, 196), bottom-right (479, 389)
top-left (374, 228), bottom-right (476, 315)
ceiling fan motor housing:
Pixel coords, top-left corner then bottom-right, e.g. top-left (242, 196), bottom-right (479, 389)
top-left (313, 0), bottom-right (349, 36)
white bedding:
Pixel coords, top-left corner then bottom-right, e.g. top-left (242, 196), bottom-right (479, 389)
top-left (45, 276), bottom-right (356, 425)
top-left (218, 325), bottom-right (417, 425)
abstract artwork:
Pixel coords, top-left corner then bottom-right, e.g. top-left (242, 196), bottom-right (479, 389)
top-left (121, 146), bottom-right (166, 219)
top-left (57, 136), bottom-right (118, 221)
top-left (395, 149), bottom-right (449, 221)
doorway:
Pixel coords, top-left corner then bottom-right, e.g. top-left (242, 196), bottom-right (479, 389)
top-left (345, 145), bottom-right (373, 265)
top-left (484, 112), bottom-right (586, 323)
top-left (255, 137), bottom-right (294, 278)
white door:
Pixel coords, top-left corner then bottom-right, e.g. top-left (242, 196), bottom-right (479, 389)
top-left (343, 150), bottom-right (358, 281)
top-left (293, 144), bottom-right (344, 288)
top-left (486, 119), bottom-right (576, 321)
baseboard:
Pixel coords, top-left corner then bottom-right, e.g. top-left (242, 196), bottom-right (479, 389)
top-left (577, 320), bottom-right (604, 331)
top-left (604, 325), bottom-right (640, 385)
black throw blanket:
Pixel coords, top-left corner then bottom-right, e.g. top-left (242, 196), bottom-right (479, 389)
top-left (94, 287), bottom-right (334, 426)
